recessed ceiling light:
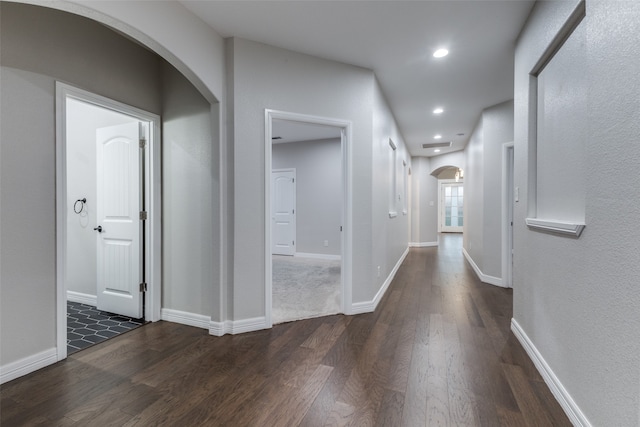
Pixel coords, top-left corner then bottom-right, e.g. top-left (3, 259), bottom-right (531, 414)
top-left (433, 107), bottom-right (444, 114)
top-left (434, 149), bottom-right (441, 153)
top-left (433, 48), bottom-right (449, 58)
top-left (434, 134), bottom-right (442, 140)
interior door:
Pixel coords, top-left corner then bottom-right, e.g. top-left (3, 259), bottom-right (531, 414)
top-left (272, 169), bottom-right (296, 256)
top-left (441, 182), bottom-right (464, 233)
top-left (96, 122), bottom-right (143, 318)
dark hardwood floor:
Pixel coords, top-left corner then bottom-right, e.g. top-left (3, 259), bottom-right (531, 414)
top-left (0, 234), bottom-right (571, 426)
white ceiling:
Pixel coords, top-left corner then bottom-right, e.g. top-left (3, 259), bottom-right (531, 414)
top-left (180, 0), bottom-right (534, 157)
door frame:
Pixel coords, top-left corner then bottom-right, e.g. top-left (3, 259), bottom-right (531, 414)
top-left (55, 82), bottom-right (162, 361)
top-left (271, 168), bottom-right (297, 256)
top-left (438, 179), bottom-right (464, 233)
top-left (265, 109), bottom-right (353, 327)
top-left (501, 142), bottom-right (515, 288)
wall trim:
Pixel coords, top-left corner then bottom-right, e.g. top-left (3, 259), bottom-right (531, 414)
top-left (462, 247), bottom-right (505, 288)
top-left (525, 218), bottom-right (585, 238)
top-left (0, 348), bottom-right (57, 385)
top-left (294, 252), bottom-right (341, 261)
top-left (209, 317), bottom-right (269, 336)
top-left (56, 82), bottom-right (162, 363)
top-left (351, 246), bottom-right (409, 314)
top-left (511, 319), bottom-right (592, 427)
top-left (161, 309), bottom-right (269, 337)
top-left (66, 291), bottom-right (97, 306)
top-left (265, 109), bottom-right (353, 324)
top-left (161, 308), bottom-right (211, 329)
top-left (409, 241), bottom-right (439, 248)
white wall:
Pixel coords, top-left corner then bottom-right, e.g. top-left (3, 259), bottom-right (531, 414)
top-left (66, 99), bottom-right (137, 298)
top-left (272, 138), bottom-right (342, 256)
top-left (161, 61), bottom-right (218, 319)
top-left (514, 1), bottom-right (640, 425)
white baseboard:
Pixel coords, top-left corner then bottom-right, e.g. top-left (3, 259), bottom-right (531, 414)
top-left (409, 241), bottom-right (439, 248)
top-left (161, 308), bottom-right (211, 329)
top-left (209, 316), bottom-right (269, 336)
top-left (351, 246), bottom-right (409, 315)
top-left (161, 309), bottom-right (268, 337)
top-left (66, 290), bottom-right (97, 306)
top-left (462, 247), bottom-right (505, 287)
top-left (511, 319), bottom-right (592, 427)
top-left (294, 252), bottom-right (341, 261)
top-left (0, 348), bottom-right (57, 385)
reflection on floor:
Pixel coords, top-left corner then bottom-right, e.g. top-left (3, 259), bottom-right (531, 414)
top-left (272, 255), bottom-right (341, 324)
top-left (67, 301), bottom-right (144, 354)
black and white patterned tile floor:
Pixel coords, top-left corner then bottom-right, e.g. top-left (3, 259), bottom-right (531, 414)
top-left (67, 301), bottom-right (144, 355)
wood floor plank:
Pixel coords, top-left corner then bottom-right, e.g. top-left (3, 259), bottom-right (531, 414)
top-left (376, 389), bottom-right (405, 427)
top-left (322, 401), bottom-right (356, 427)
top-left (0, 234), bottom-right (571, 427)
top-left (426, 313), bottom-right (450, 426)
top-left (501, 363), bottom-right (555, 427)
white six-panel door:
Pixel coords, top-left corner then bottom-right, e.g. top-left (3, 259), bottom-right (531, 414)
top-left (271, 169), bottom-right (296, 256)
top-left (96, 122), bottom-right (143, 318)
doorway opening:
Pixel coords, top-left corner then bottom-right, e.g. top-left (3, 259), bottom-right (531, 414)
top-left (265, 110), bottom-right (352, 326)
top-left (56, 83), bottom-right (161, 359)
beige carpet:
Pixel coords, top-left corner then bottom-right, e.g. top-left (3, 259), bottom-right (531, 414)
top-left (272, 255), bottom-right (341, 324)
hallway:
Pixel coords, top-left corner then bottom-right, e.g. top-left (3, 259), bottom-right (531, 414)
top-left (0, 235), bottom-right (570, 426)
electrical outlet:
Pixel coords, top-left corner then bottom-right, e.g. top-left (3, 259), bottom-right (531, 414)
top-left (324, 240), bottom-right (329, 247)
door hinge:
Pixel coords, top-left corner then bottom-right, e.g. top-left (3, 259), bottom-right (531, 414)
top-left (292, 209), bottom-right (295, 214)
top-left (139, 138), bottom-right (147, 149)
top-left (140, 211), bottom-right (148, 220)
top-left (292, 178), bottom-right (295, 183)
top-left (139, 282), bottom-right (148, 292)
top-left (292, 240), bottom-right (295, 246)
top-left (340, 226), bottom-right (343, 232)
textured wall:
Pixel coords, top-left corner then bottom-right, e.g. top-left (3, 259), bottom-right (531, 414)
top-left (514, 1), bottom-right (640, 425)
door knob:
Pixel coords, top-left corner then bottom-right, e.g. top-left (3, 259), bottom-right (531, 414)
top-left (93, 226), bottom-right (103, 233)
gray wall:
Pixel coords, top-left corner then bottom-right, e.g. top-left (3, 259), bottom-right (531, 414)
top-left (410, 157), bottom-right (438, 245)
top-left (514, 1), bottom-right (640, 425)
top-left (272, 138), bottom-right (342, 256)
top-left (481, 101), bottom-right (513, 278)
top-left (228, 37), bottom-right (409, 318)
top-left (372, 79), bottom-right (411, 292)
top-left (464, 121), bottom-right (484, 269)
top-left (0, 2), bottom-right (162, 366)
top-left (161, 61), bottom-right (218, 318)
top-left (463, 101), bottom-right (513, 280)
top-left (0, 3), bottom-right (220, 367)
